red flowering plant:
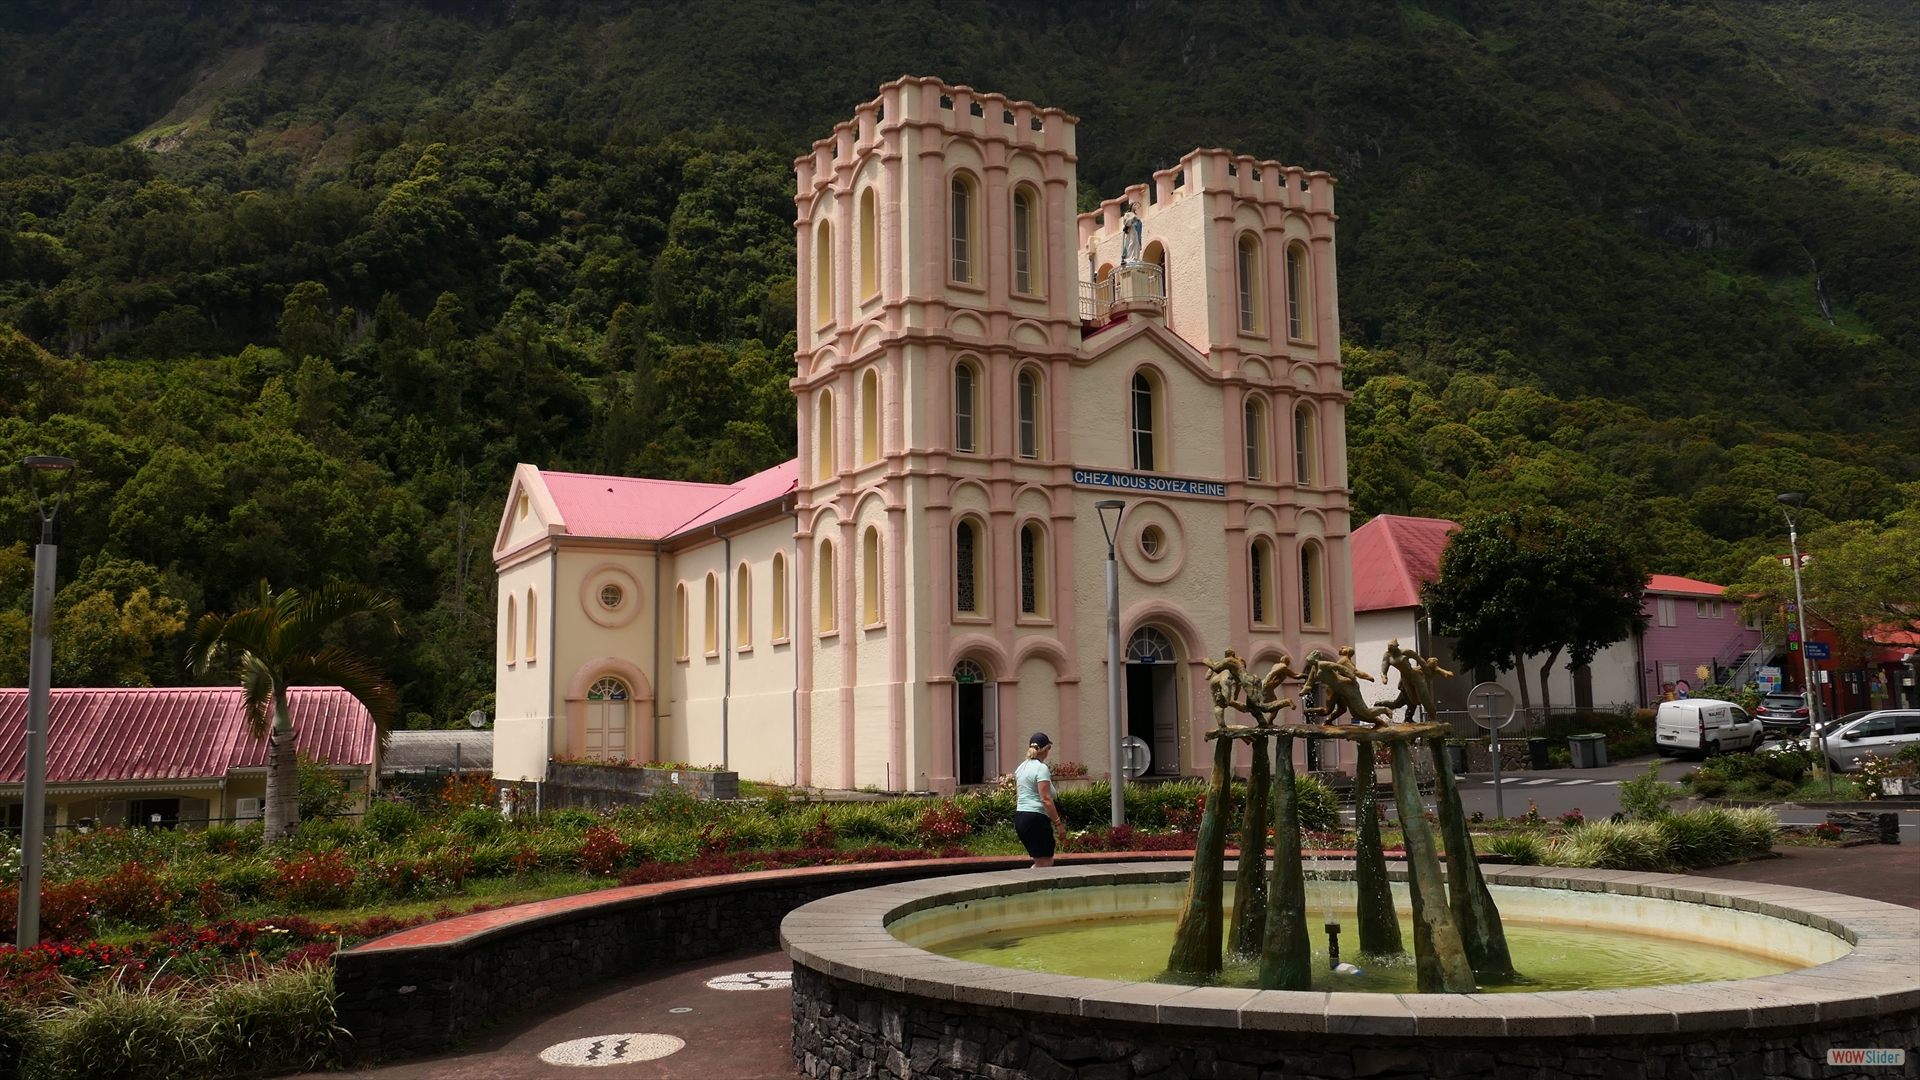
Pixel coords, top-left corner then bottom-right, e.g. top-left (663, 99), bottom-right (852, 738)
top-left (915, 801), bottom-right (971, 845)
top-left (91, 862), bottom-right (177, 928)
top-left (0, 881), bottom-right (93, 942)
top-left (799, 812), bottom-right (836, 849)
top-left (441, 771), bottom-right (496, 813)
top-left (580, 826), bottom-right (631, 876)
top-left (267, 849), bottom-right (357, 908)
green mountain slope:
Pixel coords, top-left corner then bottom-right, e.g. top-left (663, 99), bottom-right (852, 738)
top-left (0, 0), bottom-right (1916, 718)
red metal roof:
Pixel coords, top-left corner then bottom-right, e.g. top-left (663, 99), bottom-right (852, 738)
top-left (0, 687), bottom-right (375, 784)
top-left (1646, 574), bottom-right (1730, 598)
top-left (1351, 515), bottom-right (1458, 612)
top-left (540, 459), bottom-right (797, 541)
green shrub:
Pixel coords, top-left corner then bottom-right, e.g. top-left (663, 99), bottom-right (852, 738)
top-left (1550, 820), bottom-right (1669, 870)
top-left (1687, 771), bottom-right (1729, 798)
top-left (1618, 761), bottom-right (1677, 821)
top-left (1486, 833), bottom-right (1546, 866)
top-left (295, 754), bottom-right (355, 822)
top-left (1726, 807), bottom-right (1781, 854)
top-left (827, 803), bottom-right (919, 845)
top-left (960, 790), bottom-right (1015, 832)
top-left (39, 982), bottom-right (199, 1079)
top-left (198, 824), bottom-right (257, 856)
top-left (545, 808), bottom-right (601, 831)
top-left (195, 965), bottom-right (341, 1076)
top-left (1051, 783), bottom-right (1110, 830)
top-left (291, 818), bottom-right (361, 850)
top-left (361, 800), bottom-right (419, 842)
top-left (0, 994), bottom-right (38, 1080)
top-left (467, 840), bottom-right (517, 878)
top-left (212, 861), bottom-right (273, 902)
top-left (449, 807), bottom-right (503, 841)
top-left (1657, 808), bottom-right (1744, 868)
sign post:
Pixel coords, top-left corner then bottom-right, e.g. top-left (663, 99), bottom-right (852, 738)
top-left (1467, 681), bottom-right (1518, 821)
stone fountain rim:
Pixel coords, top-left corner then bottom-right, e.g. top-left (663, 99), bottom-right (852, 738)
top-left (779, 861), bottom-right (1920, 1038)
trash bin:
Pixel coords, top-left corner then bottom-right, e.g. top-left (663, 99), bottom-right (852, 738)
top-left (1527, 737), bottom-right (1553, 770)
top-left (1569, 733), bottom-right (1609, 769)
top-left (1445, 742), bottom-right (1467, 775)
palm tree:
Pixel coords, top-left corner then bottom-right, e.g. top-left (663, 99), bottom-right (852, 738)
top-left (189, 581), bottom-right (401, 844)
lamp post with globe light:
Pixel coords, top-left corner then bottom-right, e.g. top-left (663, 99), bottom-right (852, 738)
top-left (1777, 493), bottom-right (1831, 796)
top-left (16, 455), bottom-right (77, 948)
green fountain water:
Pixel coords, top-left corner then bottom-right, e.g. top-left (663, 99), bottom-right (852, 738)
top-left (919, 880), bottom-right (1804, 994)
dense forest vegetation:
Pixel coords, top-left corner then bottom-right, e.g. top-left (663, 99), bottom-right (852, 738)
top-left (0, 0), bottom-right (1916, 722)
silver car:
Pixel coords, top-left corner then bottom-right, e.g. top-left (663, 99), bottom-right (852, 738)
top-left (1821, 710), bottom-right (1920, 772)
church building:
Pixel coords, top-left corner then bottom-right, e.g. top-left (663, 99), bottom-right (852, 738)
top-left (492, 76), bottom-right (1353, 794)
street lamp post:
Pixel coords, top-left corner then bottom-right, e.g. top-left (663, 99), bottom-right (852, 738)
top-left (1777, 493), bottom-right (1831, 795)
top-left (17, 455), bottom-right (77, 948)
top-left (1095, 500), bottom-right (1127, 827)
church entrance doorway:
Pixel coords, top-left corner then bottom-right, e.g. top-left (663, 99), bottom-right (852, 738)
top-left (1125, 627), bottom-right (1182, 776)
top-left (585, 677), bottom-right (630, 761)
top-left (953, 659), bottom-right (998, 785)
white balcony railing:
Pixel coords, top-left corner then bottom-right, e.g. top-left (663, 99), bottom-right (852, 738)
top-left (1080, 263), bottom-right (1165, 324)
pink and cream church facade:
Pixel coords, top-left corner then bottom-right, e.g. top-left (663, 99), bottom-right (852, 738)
top-left (493, 77), bottom-right (1354, 794)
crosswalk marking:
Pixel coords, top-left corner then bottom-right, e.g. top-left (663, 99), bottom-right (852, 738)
top-left (1521, 778), bottom-right (1557, 785)
top-left (1558, 779), bottom-right (1593, 785)
top-left (1476, 777), bottom-right (1626, 786)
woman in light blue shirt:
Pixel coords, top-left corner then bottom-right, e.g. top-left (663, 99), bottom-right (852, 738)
top-left (1013, 732), bottom-right (1065, 867)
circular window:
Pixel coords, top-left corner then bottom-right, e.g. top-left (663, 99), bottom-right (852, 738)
top-left (1140, 525), bottom-right (1165, 558)
top-left (599, 583), bottom-right (624, 609)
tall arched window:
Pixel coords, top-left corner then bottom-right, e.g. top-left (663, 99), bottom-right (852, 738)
top-left (1295, 401), bottom-right (1318, 486)
top-left (1251, 538), bottom-right (1275, 626)
top-left (584, 677), bottom-right (629, 760)
top-left (771, 551), bottom-right (789, 640)
top-left (1237, 234), bottom-right (1261, 333)
top-left (817, 388), bottom-right (836, 476)
top-left (525, 588), bottom-right (538, 660)
top-left (955, 519), bottom-right (979, 614)
top-left (1244, 395), bottom-right (1267, 480)
top-left (703, 572), bottom-right (719, 655)
top-left (735, 562), bottom-right (752, 649)
top-left (1130, 371), bottom-right (1157, 471)
top-left (1017, 368), bottom-right (1040, 459)
top-left (1019, 523), bottom-right (1046, 617)
top-left (1144, 241), bottom-right (1167, 301)
top-left (1012, 186), bottom-right (1037, 295)
top-left (674, 582), bottom-right (689, 659)
top-left (859, 188), bottom-right (878, 299)
top-left (815, 219), bottom-right (834, 326)
top-left (862, 526), bottom-right (882, 626)
top-left (950, 175), bottom-right (976, 283)
top-left (505, 594), bottom-right (517, 662)
top-left (817, 540), bottom-right (837, 633)
top-left (1301, 540), bottom-right (1326, 628)
top-left (860, 368), bottom-right (879, 465)
top-left (953, 362), bottom-right (977, 453)
top-left (1287, 243), bottom-right (1309, 340)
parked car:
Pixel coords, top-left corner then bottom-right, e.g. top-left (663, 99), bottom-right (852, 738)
top-left (1818, 710), bottom-right (1920, 773)
top-left (1655, 699), bottom-right (1764, 759)
top-left (1754, 692), bottom-right (1812, 733)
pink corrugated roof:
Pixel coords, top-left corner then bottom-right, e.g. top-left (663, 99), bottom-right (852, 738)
top-left (1646, 574), bottom-right (1729, 598)
top-left (1351, 514), bottom-right (1458, 612)
top-left (541, 460), bottom-right (798, 541)
top-left (0, 687), bottom-right (374, 784)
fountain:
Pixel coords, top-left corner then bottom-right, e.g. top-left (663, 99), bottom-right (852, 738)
top-left (783, 641), bottom-right (1920, 1078)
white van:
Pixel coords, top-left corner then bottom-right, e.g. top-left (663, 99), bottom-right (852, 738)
top-left (1656, 699), bottom-right (1763, 758)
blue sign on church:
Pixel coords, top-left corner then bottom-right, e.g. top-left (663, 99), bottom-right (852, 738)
top-left (1072, 469), bottom-right (1228, 498)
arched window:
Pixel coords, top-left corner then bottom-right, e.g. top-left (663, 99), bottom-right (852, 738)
top-left (1244, 395), bottom-right (1267, 480)
top-left (674, 582), bottom-right (689, 659)
top-left (1012, 186), bottom-right (1038, 295)
top-left (1019, 523), bottom-right (1046, 616)
top-left (1287, 243), bottom-right (1309, 340)
top-left (735, 562), bottom-right (752, 649)
top-left (950, 175), bottom-right (976, 283)
top-left (860, 368), bottom-right (880, 465)
top-left (584, 677), bottom-right (629, 761)
top-left (525, 588), bottom-right (538, 660)
top-left (505, 594), bottom-right (517, 662)
top-left (517, 494), bottom-right (529, 521)
top-left (703, 572), bottom-right (719, 655)
top-left (771, 552), bottom-right (789, 641)
top-left (815, 219), bottom-right (834, 327)
top-left (817, 539), bottom-right (837, 633)
top-left (953, 361), bottom-right (978, 453)
top-left (1144, 240), bottom-right (1167, 300)
top-left (817, 388), bottom-right (836, 476)
top-left (862, 526), bottom-right (882, 626)
top-left (1130, 371), bottom-right (1157, 471)
top-left (1017, 368), bottom-right (1041, 459)
top-left (1301, 540), bottom-right (1326, 628)
top-left (955, 518), bottom-right (980, 614)
top-left (1251, 538), bottom-right (1275, 626)
top-left (859, 188), bottom-right (878, 299)
top-left (1237, 234), bottom-right (1261, 333)
top-left (1127, 626), bottom-right (1177, 663)
top-left (1295, 401), bottom-right (1318, 486)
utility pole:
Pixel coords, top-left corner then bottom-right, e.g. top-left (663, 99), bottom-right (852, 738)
top-left (16, 455), bottom-right (77, 948)
top-left (1778, 493), bottom-right (1831, 795)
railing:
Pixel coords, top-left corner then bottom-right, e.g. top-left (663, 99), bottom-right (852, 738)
top-left (1080, 262), bottom-right (1165, 324)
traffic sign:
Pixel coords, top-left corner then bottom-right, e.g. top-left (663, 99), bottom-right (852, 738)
top-left (1465, 682), bottom-right (1517, 729)
top-left (1119, 736), bottom-right (1152, 779)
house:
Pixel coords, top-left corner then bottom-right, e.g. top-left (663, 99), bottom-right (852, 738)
top-left (0, 687), bottom-right (375, 832)
top-left (381, 729), bottom-right (494, 782)
top-left (494, 76), bottom-right (1355, 792)
top-left (1639, 574), bottom-right (1765, 703)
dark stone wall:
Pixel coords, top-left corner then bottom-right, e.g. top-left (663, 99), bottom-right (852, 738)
top-left (793, 966), bottom-right (1920, 1080)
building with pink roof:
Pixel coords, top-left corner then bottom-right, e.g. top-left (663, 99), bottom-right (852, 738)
top-left (494, 77), bottom-right (1354, 791)
top-left (1, 687), bottom-right (374, 832)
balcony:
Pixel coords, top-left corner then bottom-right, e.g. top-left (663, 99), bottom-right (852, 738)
top-left (1081, 262), bottom-right (1165, 328)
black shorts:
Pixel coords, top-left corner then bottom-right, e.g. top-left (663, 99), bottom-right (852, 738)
top-left (1014, 811), bottom-right (1056, 858)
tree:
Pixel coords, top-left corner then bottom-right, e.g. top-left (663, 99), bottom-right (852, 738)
top-left (187, 581), bottom-right (402, 844)
top-left (1422, 509), bottom-right (1648, 719)
top-left (1726, 506), bottom-right (1920, 669)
